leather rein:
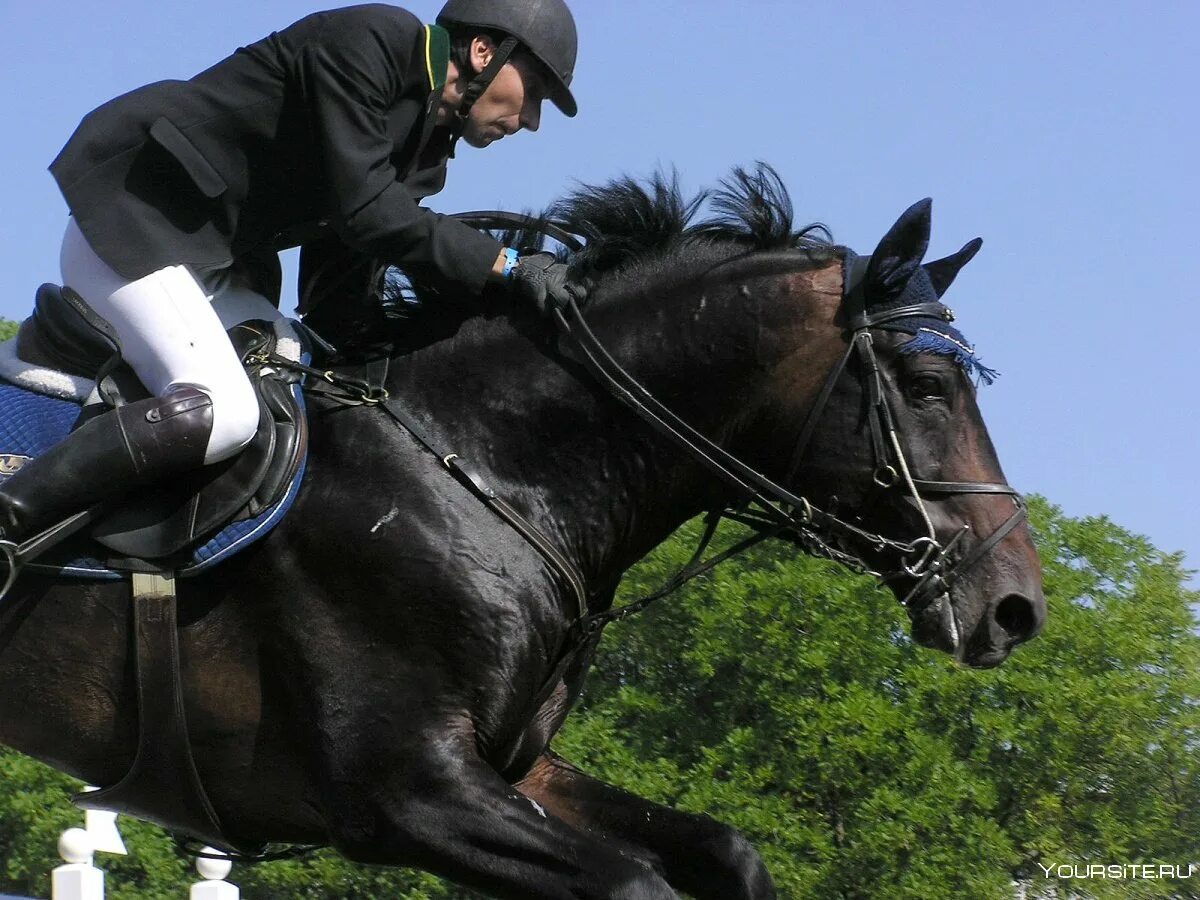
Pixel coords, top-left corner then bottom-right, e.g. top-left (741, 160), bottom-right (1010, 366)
top-left (298, 213), bottom-right (1026, 643)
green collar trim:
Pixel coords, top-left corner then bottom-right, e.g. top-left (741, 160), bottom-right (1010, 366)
top-left (424, 24), bottom-right (450, 92)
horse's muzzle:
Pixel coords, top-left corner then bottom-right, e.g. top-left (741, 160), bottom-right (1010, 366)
top-left (958, 591), bottom-right (1045, 668)
top-left (907, 585), bottom-right (1045, 667)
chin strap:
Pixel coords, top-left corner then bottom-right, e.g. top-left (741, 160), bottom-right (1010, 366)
top-left (449, 36), bottom-right (519, 153)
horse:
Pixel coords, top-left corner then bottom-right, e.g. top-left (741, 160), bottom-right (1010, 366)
top-left (0, 166), bottom-right (1045, 900)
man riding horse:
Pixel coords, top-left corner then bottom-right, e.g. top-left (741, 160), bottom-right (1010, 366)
top-left (0, 0), bottom-right (585, 545)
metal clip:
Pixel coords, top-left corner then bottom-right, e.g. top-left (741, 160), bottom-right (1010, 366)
top-left (901, 536), bottom-right (943, 578)
top-left (352, 385), bottom-right (389, 405)
top-left (797, 497), bottom-right (813, 524)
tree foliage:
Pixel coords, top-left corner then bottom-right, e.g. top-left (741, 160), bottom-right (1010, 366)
top-left (0, 497), bottom-right (1196, 898)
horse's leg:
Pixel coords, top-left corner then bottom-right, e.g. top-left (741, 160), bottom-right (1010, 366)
top-left (324, 726), bottom-right (678, 900)
top-left (516, 751), bottom-right (776, 900)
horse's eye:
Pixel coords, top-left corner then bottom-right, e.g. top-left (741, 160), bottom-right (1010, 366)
top-left (907, 373), bottom-right (945, 401)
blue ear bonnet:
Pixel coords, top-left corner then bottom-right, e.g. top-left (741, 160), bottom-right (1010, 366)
top-left (844, 251), bottom-right (999, 385)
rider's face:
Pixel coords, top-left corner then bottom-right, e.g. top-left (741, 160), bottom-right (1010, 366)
top-left (459, 39), bottom-right (546, 148)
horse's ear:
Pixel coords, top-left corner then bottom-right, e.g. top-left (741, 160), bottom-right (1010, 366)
top-left (864, 198), bottom-right (932, 303)
top-left (924, 237), bottom-right (983, 297)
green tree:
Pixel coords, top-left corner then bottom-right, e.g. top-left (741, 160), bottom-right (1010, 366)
top-left (556, 497), bottom-right (1200, 899)
top-left (0, 497), bottom-right (1196, 899)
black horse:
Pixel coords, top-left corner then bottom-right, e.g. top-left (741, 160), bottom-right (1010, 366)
top-left (0, 167), bottom-right (1044, 899)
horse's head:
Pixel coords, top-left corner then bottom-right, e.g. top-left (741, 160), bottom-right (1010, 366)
top-left (781, 199), bottom-right (1045, 667)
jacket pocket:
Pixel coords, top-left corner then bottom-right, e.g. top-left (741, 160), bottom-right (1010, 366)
top-left (147, 117), bottom-right (227, 198)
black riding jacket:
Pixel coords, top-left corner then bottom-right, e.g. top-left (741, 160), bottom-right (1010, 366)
top-left (49, 5), bottom-right (501, 301)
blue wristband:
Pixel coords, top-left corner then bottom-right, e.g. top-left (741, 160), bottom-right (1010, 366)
top-left (501, 247), bottom-right (520, 280)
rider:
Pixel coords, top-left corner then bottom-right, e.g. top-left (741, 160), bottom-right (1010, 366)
top-left (0, 0), bottom-right (584, 545)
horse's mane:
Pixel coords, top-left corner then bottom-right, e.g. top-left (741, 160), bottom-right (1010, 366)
top-left (387, 162), bottom-right (840, 318)
top-left (550, 162), bottom-right (836, 281)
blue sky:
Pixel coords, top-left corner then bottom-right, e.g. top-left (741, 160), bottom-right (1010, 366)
top-left (0, 1), bottom-right (1196, 582)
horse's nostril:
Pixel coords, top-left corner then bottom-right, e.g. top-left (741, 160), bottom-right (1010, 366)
top-left (994, 594), bottom-right (1037, 643)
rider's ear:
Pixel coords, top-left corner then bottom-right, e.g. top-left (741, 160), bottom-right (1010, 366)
top-left (923, 237), bottom-right (983, 298)
top-left (471, 35), bottom-right (497, 75)
top-left (865, 198), bottom-right (932, 303)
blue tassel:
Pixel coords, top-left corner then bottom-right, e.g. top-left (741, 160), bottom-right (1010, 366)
top-left (899, 329), bottom-right (999, 386)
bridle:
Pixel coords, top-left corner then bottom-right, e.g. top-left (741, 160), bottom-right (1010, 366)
top-left (549, 247), bottom-right (1028, 637)
top-left (776, 255), bottom-right (1027, 617)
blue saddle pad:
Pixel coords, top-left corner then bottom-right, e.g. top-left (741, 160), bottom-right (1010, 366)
top-left (0, 379), bottom-right (307, 579)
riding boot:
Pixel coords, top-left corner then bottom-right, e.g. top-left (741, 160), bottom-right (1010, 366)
top-left (0, 386), bottom-right (214, 543)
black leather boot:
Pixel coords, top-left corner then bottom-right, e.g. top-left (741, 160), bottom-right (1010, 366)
top-left (0, 386), bottom-right (214, 543)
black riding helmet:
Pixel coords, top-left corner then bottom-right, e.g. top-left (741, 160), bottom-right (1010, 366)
top-left (437, 0), bottom-right (578, 120)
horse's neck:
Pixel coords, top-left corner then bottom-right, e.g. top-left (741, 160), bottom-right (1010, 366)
top-left (388, 257), bottom-right (845, 582)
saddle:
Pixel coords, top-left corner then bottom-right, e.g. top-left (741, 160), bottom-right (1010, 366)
top-left (1, 283), bottom-right (308, 572)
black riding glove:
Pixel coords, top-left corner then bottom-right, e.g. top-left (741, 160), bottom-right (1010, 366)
top-left (510, 252), bottom-right (586, 315)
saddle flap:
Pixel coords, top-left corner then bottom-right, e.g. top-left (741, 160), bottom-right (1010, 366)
top-left (91, 390), bottom-right (277, 559)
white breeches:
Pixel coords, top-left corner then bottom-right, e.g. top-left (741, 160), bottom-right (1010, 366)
top-left (60, 218), bottom-right (285, 464)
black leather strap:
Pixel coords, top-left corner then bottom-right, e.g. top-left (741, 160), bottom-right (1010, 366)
top-left (450, 211), bottom-right (585, 252)
top-left (852, 302), bottom-right (952, 330)
top-left (450, 37), bottom-right (519, 151)
top-left (580, 509), bottom-right (783, 632)
top-left (553, 301), bottom-right (811, 525)
top-left (944, 499), bottom-right (1027, 588)
top-left (782, 337), bottom-right (856, 487)
top-left (911, 480), bottom-right (1018, 495)
top-left (77, 573), bottom-right (264, 856)
top-left (374, 392), bottom-right (590, 620)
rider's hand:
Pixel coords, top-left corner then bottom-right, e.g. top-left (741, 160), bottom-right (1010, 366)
top-left (510, 252), bottom-right (587, 316)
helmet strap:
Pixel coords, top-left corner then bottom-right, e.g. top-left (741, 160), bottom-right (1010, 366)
top-left (449, 36), bottom-right (519, 152)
